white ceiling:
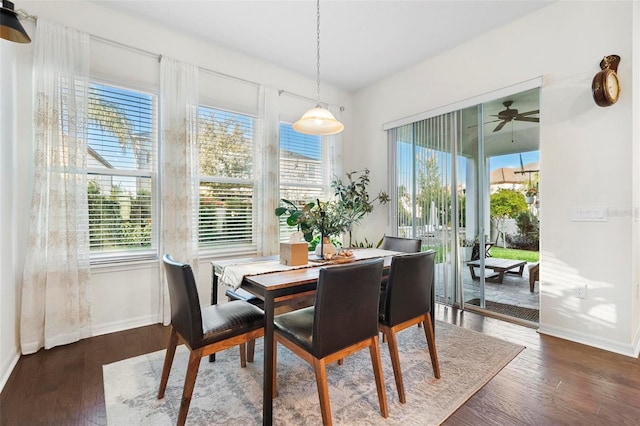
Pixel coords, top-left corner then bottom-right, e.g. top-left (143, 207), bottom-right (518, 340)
top-left (95, 0), bottom-right (552, 93)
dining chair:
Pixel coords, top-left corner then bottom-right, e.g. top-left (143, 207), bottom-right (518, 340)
top-left (380, 235), bottom-right (422, 253)
top-left (378, 250), bottom-right (440, 403)
top-left (273, 259), bottom-right (388, 425)
top-left (159, 255), bottom-right (265, 426)
top-left (379, 235), bottom-right (422, 312)
top-left (378, 235), bottom-right (423, 338)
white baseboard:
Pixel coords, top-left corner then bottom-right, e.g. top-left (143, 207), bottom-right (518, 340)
top-left (632, 323), bottom-right (640, 358)
top-left (0, 350), bottom-right (20, 393)
top-left (91, 314), bottom-right (159, 337)
top-left (538, 323), bottom-right (638, 358)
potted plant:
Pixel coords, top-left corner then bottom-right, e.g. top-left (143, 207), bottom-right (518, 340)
top-left (275, 169), bottom-right (388, 256)
top-left (524, 187), bottom-right (537, 204)
top-left (459, 237), bottom-right (476, 261)
top-left (275, 198), bottom-right (346, 256)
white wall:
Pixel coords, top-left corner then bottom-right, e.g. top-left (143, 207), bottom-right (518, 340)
top-left (0, 40), bottom-right (20, 391)
top-left (351, 1), bottom-right (639, 357)
top-left (0, 0), bottom-right (354, 389)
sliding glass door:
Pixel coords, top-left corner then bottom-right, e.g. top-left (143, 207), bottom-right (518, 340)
top-left (388, 87), bottom-right (540, 323)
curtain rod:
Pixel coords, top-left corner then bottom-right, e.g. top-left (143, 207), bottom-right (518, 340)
top-left (16, 9), bottom-right (344, 108)
top-left (279, 89), bottom-right (345, 111)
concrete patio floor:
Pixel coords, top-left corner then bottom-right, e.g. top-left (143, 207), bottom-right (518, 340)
top-left (433, 259), bottom-right (539, 319)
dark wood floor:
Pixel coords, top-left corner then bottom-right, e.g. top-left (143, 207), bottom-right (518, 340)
top-left (2, 305), bottom-right (639, 425)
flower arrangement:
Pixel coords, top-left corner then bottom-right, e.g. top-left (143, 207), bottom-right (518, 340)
top-left (525, 187), bottom-right (538, 197)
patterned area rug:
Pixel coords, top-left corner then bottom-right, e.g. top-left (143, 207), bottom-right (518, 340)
top-left (466, 298), bottom-right (539, 323)
top-left (103, 321), bottom-right (523, 425)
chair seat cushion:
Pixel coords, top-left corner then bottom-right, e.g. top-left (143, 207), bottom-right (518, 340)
top-left (199, 301), bottom-right (264, 348)
top-left (225, 287), bottom-right (263, 306)
top-left (273, 306), bottom-right (315, 352)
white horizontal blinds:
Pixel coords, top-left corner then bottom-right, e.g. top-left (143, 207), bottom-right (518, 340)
top-left (278, 122), bottom-right (323, 240)
top-left (198, 105), bottom-right (255, 249)
top-left (86, 81), bottom-right (157, 256)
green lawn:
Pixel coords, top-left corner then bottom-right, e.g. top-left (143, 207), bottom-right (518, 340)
top-left (489, 246), bottom-right (539, 263)
top-left (422, 245), bottom-right (539, 264)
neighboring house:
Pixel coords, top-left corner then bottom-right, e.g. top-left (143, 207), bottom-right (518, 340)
top-left (489, 162), bottom-right (539, 193)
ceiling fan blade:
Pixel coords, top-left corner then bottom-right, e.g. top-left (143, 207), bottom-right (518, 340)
top-left (514, 116), bottom-right (539, 123)
top-left (518, 110), bottom-right (539, 116)
top-left (493, 121), bottom-right (507, 132)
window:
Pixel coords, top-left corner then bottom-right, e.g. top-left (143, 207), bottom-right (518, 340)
top-left (278, 122), bottom-right (323, 239)
top-left (198, 106), bottom-right (255, 250)
top-left (86, 82), bottom-right (157, 260)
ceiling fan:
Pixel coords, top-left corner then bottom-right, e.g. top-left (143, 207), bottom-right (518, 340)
top-left (490, 100), bottom-right (539, 132)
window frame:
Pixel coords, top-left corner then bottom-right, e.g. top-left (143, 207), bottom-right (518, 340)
top-left (86, 77), bottom-right (159, 264)
top-left (197, 102), bottom-right (258, 256)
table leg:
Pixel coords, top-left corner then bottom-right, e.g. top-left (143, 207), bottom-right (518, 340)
top-left (263, 292), bottom-right (275, 425)
top-left (209, 269), bottom-right (219, 363)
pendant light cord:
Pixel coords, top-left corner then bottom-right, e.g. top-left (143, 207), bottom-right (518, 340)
top-left (315, 0), bottom-right (321, 107)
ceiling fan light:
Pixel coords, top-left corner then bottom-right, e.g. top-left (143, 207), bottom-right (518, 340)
top-left (0, 0), bottom-right (31, 43)
top-left (293, 106), bottom-right (344, 136)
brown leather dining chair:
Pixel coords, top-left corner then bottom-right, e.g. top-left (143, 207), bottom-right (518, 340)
top-left (159, 255), bottom-right (265, 426)
top-left (378, 235), bottom-right (424, 337)
top-left (273, 259), bottom-right (388, 425)
top-left (378, 250), bottom-right (440, 403)
top-left (380, 235), bottom-right (422, 253)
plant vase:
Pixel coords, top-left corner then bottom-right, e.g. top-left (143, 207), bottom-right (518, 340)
top-left (315, 237), bottom-right (336, 259)
top-left (462, 246), bottom-right (473, 262)
top-left (525, 196), bottom-right (535, 204)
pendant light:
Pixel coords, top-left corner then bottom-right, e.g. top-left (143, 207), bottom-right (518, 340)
top-left (0, 0), bottom-right (31, 43)
top-left (293, 0), bottom-right (344, 136)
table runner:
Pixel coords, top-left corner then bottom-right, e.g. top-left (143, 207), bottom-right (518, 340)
top-left (219, 248), bottom-right (399, 290)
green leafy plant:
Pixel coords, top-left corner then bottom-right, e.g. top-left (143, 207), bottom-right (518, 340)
top-left (275, 199), bottom-right (346, 243)
top-left (331, 169), bottom-right (389, 246)
top-left (276, 169), bottom-right (388, 246)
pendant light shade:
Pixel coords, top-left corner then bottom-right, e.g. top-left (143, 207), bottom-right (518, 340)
top-left (293, 106), bottom-right (344, 136)
top-left (293, 0), bottom-right (343, 136)
top-left (0, 0), bottom-right (31, 43)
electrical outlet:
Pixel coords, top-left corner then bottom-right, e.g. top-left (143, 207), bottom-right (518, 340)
top-left (575, 285), bottom-right (587, 299)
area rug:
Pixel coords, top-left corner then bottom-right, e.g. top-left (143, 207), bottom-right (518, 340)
top-left (466, 298), bottom-right (539, 323)
top-left (103, 321), bottom-right (523, 425)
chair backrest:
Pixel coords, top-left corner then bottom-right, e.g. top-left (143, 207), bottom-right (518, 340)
top-left (311, 258), bottom-right (384, 359)
top-left (162, 254), bottom-right (203, 347)
top-left (382, 251), bottom-right (435, 327)
top-left (380, 235), bottom-right (422, 253)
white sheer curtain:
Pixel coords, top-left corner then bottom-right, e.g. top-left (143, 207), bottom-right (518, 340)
top-left (159, 57), bottom-right (200, 324)
top-left (256, 85), bottom-right (280, 255)
top-left (21, 20), bottom-right (91, 354)
top-left (325, 104), bottom-right (344, 186)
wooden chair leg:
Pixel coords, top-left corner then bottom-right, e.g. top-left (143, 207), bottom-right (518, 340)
top-left (369, 335), bottom-right (389, 418)
top-left (239, 342), bottom-right (247, 368)
top-left (313, 357), bottom-right (332, 426)
top-left (247, 339), bottom-right (256, 363)
top-left (158, 327), bottom-right (179, 399)
top-left (177, 349), bottom-right (202, 426)
top-left (385, 327), bottom-right (406, 404)
top-left (423, 314), bottom-right (441, 379)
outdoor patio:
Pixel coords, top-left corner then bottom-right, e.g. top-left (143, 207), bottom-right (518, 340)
top-left (433, 259), bottom-right (539, 321)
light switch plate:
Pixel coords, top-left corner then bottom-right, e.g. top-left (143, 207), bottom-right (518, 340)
top-left (571, 207), bottom-right (608, 222)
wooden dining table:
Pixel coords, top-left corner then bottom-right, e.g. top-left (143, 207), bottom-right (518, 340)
top-left (209, 249), bottom-right (435, 426)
